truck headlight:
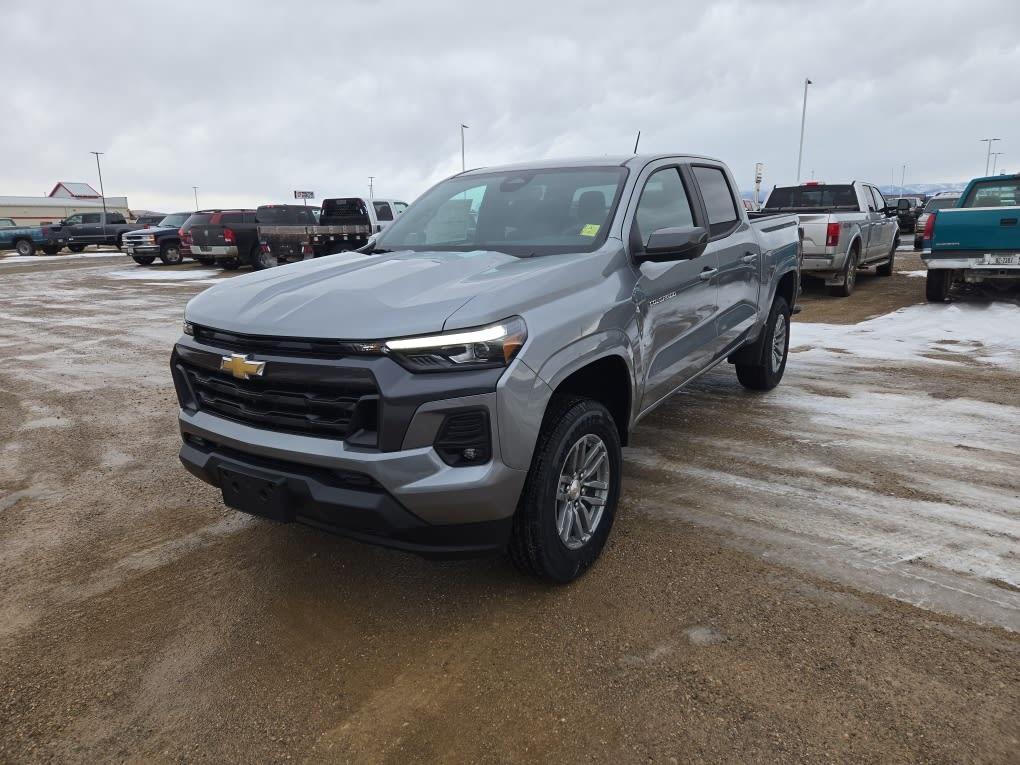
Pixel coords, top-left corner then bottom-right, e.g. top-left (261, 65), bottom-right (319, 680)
top-left (384, 317), bottom-right (527, 372)
top-left (183, 320), bottom-right (194, 336)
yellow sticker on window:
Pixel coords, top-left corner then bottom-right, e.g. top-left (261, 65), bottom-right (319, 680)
top-left (580, 223), bottom-right (600, 237)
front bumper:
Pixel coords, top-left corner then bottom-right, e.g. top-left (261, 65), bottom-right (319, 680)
top-left (124, 242), bottom-right (159, 256)
top-left (179, 436), bottom-right (516, 556)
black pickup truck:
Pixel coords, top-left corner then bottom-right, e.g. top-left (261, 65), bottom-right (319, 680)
top-left (39, 211), bottom-right (143, 254)
top-left (186, 210), bottom-right (258, 270)
top-left (254, 204), bottom-right (319, 267)
top-left (122, 212), bottom-right (195, 265)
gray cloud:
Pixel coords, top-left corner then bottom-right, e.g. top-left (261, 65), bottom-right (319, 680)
top-left (4, 0), bottom-right (1018, 211)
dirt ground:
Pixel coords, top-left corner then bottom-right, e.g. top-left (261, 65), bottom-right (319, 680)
top-left (1, 248), bottom-right (1018, 764)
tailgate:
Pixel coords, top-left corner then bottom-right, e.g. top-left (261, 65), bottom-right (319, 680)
top-left (190, 225), bottom-right (229, 247)
top-left (792, 214), bottom-right (831, 251)
top-left (933, 207), bottom-right (1020, 252)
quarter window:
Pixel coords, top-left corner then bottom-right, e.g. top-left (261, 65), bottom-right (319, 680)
top-left (82, 213), bottom-right (101, 224)
top-left (634, 167), bottom-right (695, 242)
top-left (692, 166), bottom-right (738, 236)
top-left (373, 202), bottom-right (394, 221)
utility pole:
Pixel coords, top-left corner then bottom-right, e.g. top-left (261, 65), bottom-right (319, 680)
top-left (991, 152), bottom-right (1004, 175)
top-left (796, 78), bottom-right (812, 182)
top-left (368, 176), bottom-right (375, 203)
top-left (980, 138), bottom-right (1001, 176)
top-left (192, 186), bottom-right (199, 209)
top-left (900, 164), bottom-right (907, 194)
top-left (460, 124), bottom-right (469, 172)
top-left (90, 151), bottom-right (107, 235)
top-left (633, 131), bottom-right (641, 154)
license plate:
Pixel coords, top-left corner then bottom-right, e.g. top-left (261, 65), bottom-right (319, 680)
top-left (989, 254), bottom-right (1019, 266)
top-left (196, 245), bottom-right (211, 253)
top-left (219, 465), bottom-right (291, 522)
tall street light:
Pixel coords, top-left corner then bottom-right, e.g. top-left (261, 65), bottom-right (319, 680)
top-left (192, 186), bottom-right (199, 209)
top-left (90, 151), bottom-right (107, 221)
top-left (796, 78), bottom-right (812, 183)
top-left (991, 152), bottom-right (1005, 175)
top-left (980, 138), bottom-right (1001, 175)
top-left (460, 124), bottom-right (469, 172)
top-left (900, 163), bottom-right (907, 194)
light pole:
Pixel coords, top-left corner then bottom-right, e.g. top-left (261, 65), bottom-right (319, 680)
top-left (991, 152), bottom-right (1005, 175)
top-left (980, 138), bottom-right (1001, 175)
top-left (368, 176), bottom-right (375, 203)
top-left (90, 151), bottom-right (107, 222)
top-left (192, 186), bottom-right (199, 209)
top-left (900, 164), bottom-right (907, 194)
top-left (460, 124), bottom-right (469, 172)
top-left (796, 78), bottom-right (812, 182)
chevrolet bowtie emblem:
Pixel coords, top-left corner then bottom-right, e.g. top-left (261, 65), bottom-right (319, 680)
top-left (220, 353), bottom-right (266, 380)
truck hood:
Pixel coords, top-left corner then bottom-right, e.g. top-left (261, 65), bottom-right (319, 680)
top-left (125, 225), bottom-right (176, 237)
top-left (185, 248), bottom-right (608, 339)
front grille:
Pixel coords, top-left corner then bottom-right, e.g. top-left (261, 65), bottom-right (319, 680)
top-left (182, 363), bottom-right (377, 440)
top-left (192, 325), bottom-right (355, 358)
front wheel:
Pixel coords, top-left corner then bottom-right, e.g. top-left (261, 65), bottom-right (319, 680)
top-left (132, 256), bottom-right (156, 265)
top-left (509, 397), bottom-right (622, 583)
top-left (160, 243), bottom-right (183, 265)
top-left (735, 295), bottom-right (791, 391)
top-left (68, 244), bottom-right (86, 253)
top-left (41, 245), bottom-right (61, 255)
top-left (925, 269), bottom-right (952, 302)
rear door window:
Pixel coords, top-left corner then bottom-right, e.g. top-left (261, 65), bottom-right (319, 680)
top-left (692, 165), bottom-right (739, 237)
top-left (373, 202), bottom-right (394, 221)
top-left (221, 213), bottom-right (245, 225)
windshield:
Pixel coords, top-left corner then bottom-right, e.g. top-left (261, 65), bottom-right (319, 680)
top-left (159, 213), bottom-right (190, 228)
top-left (257, 206), bottom-right (314, 224)
top-left (924, 197), bottom-right (959, 212)
top-left (764, 185), bottom-right (859, 210)
top-left (374, 166), bottom-right (628, 256)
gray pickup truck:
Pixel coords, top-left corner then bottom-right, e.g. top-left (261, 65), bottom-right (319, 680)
top-left (171, 154), bottom-right (801, 582)
top-left (759, 181), bottom-right (901, 296)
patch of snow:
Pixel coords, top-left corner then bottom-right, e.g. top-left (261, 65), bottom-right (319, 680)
top-left (106, 269), bottom-right (222, 281)
top-left (0, 250), bottom-right (123, 265)
top-left (901, 270), bottom-right (927, 278)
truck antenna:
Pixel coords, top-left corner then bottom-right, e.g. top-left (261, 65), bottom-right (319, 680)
top-left (633, 131), bottom-right (641, 154)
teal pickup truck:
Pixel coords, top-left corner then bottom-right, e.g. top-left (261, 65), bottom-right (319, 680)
top-left (0, 219), bottom-right (47, 257)
top-left (923, 173), bottom-right (1020, 301)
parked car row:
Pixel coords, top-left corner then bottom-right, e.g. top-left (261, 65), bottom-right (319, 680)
top-left (125, 197), bottom-right (408, 270)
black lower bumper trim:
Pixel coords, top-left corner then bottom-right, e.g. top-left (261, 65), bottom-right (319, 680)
top-left (179, 441), bottom-right (512, 558)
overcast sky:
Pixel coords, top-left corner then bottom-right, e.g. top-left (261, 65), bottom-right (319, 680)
top-left (5, 0), bottom-right (1018, 211)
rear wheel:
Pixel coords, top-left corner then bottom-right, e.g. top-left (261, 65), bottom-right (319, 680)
top-left (196, 256), bottom-right (215, 266)
top-left (251, 244), bottom-right (276, 271)
top-left (115, 235), bottom-right (124, 251)
top-left (41, 245), bottom-right (60, 255)
top-left (15, 239), bottom-right (36, 257)
top-left (735, 295), bottom-right (791, 391)
top-left (221, 258), bottom-right (241, 270)
top-left (509, 396), bottom-right (622, 583)
top-left (132, 256), bottom-right (156, 265)
top-left (876, 237), bottom-right (897, 276)
top-left (925, 269), bottom-right (952, 302)
top-left (160, 242), bottom-right (183, 265)
top-left (913, 235), bottom-right (923, 251)
top-left (68, 244), bottom-right (86, 253)
top-left (828, 246), bottom-right (859, 297)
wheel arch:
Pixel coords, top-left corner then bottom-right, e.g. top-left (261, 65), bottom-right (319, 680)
top-left (544, 351), bottom-right (633, 447)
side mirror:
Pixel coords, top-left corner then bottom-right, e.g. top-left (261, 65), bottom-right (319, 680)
top-left (638, 225), bottom-right (709, 262)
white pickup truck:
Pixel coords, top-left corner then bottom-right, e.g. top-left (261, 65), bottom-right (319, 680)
top-left (757, 181), bottom-right (903, 296)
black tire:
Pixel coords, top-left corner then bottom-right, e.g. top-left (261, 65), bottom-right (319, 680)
top-left (925, 269), bottom-right (952, 302)
top-left (15, 239), bottom-right (36, 257)
top-left (115, 235), bottom-right (124, 251)
top-left (159, 242), bottom-right (183, 265)
top-left (221, 258), bottom-right (241, 270)
top-left (509, 396), bottom-right (622, 584)
top-left (250, 244), bottom-right (275, 271)
top-left (68, 244), bottom-right (86, 253)
top-left (913, 236), bottom-right (923, 251)
top-left (876, 237), bottom-right (897, 276)
top-left (41, 245), bottom-right (61, 255)
top-left (828, 244), bottom-right (859, 297)
top-left (196, 256), bottom-right (215, 266)
top-left (735, 295), bottom-right (791, 391)
top-left (132, 256), bottom-right (156, 265)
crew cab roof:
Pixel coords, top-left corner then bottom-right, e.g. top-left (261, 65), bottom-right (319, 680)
top-left (457, 153), bottom-right (724, 176)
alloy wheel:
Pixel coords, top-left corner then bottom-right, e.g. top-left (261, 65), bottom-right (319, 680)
top-left (555, 434), bottom-right (610, 550)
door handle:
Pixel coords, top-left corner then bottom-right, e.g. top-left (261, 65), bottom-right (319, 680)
top-left (1000, 218), bottom-right (1017, 226)
top-left (698, 268), bottom-right (718, 281)
top-left (741, 253), bottom-right (758, 264)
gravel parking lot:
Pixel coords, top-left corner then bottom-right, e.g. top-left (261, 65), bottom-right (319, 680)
top-left (1, 248), bottom-right (1018, 762)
